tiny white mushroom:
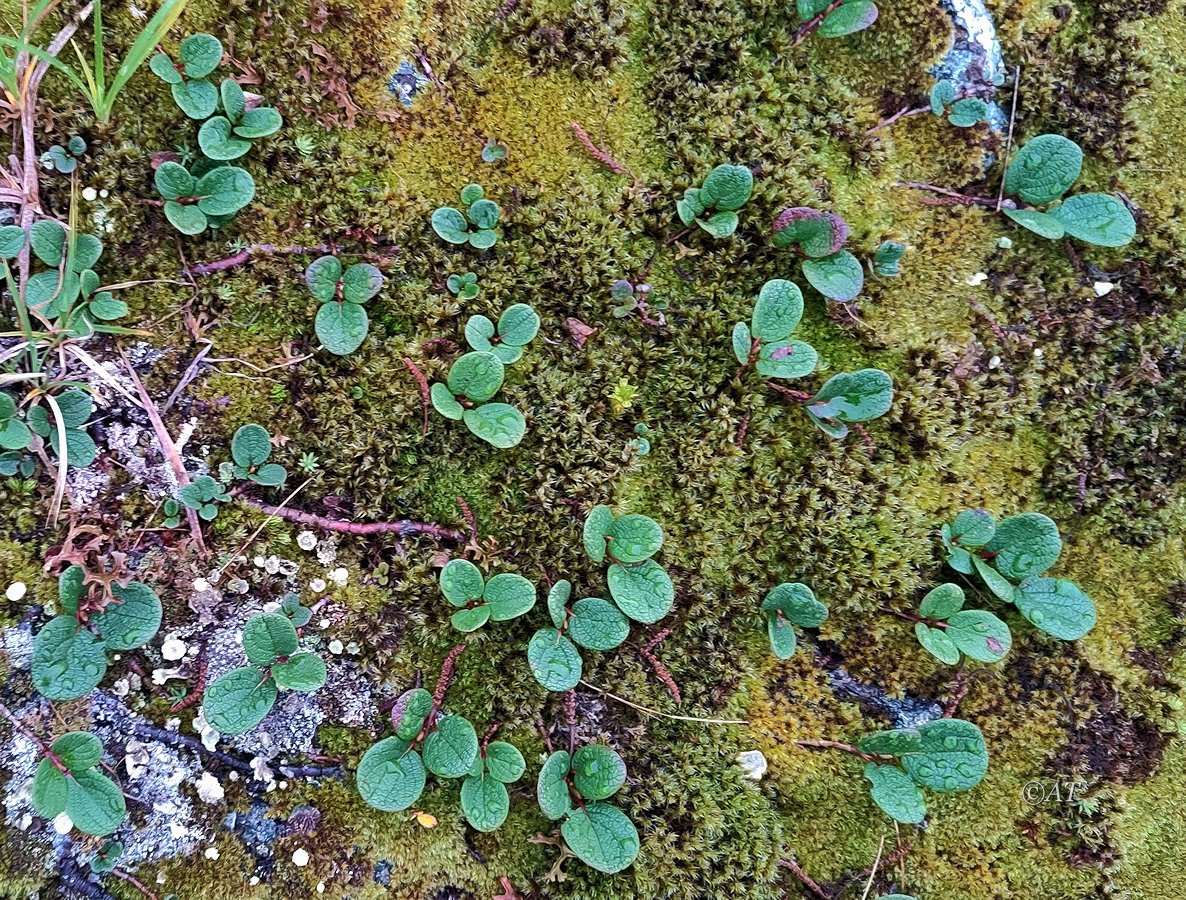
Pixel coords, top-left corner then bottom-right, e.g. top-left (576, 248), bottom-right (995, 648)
top-left (328, 639), bottom-right (344, 655)
top-left (53, 813), bottom-right (74, 835)
top-left (328, 567), bottom-right (349, 586)
top-left (81, 186), bottom-right (98, 201)
top-left (196, 772), bottom-right (225, 803)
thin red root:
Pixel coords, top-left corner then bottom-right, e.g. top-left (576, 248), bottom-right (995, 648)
top-left (402, 357), bottom-right (430, 436)
top-left (638, 628), bottom-right (682, 703)
top-left (570, 121), bottom-right (636, 179)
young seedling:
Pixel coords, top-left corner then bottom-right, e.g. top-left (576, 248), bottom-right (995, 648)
top-left (771, 207), bottom-right (864, 302)
top-left (429, 351), bottom-right (527, 448)
top-left (40, 135), bottom-right (87, 173)
top-left (527, 579), bottom-right (630, 692)
top-left (872, 240), bottom-right (906, 277)
top-left (201, 612), bottom-right (327, 734)
top-left (732, 279), bottom-right (819, 383)
top-left (630, 423), bottom-right (652, 456)
top-left (610, 279), bottom-right (667, 327)
top-left (306, 254), bottom-right (384, 356)
top-left (802, 718), bottom-right (989, 824)
top-left (176, 474), bottom-right (230, 521)
top-left (25, 220), bottom-right (125, 323)
top-left (676, 164), bottom-right (753, 238)
top-left (27, 389), bottom-right (98, 468)
top-left (30, 731), bottom-right (126, 836)
top-left (481, 138), bottom-right (508, 162)
top-left (438, 559), bottom-right (537, 632)
top-left (229, 423), bottom-right (288, 487)
top-left (460, 729), bottom-right (527, 831)
top-left (154, 161), bottom-right (256, 234)
top-left (446, 271), bottom-right (479, 300)
top-left (90, 840), bottom-right (124, 873)
top-left (150, 33), bottom-right (224, 118)
top-left (432, 184), bottom-right (501, 248)
top-left (905, 583), bottom-right (1011, 664)
top-left (537, 743), bottom-right (640, 874)
top-left (800, 369), bottom-right (895, 439)
top-left (197, 78), bottom-right (282, 160)
top-left (0, 392), bottom-right (32, 453)
top-left (31, 565), bottom-right (162, 700)
top-left (929, 79), bottom-right (990, 127)
top-left (464, 303), bottom-right (540, 363)
top-left (1000, 135), bottom-right (1136, 247)
top-left (761, 582), bottom-right (828, 659)
top-left (941, 509), bottom-right (1097, 640)
top-left (278, 593), bottom-right (314, 627)
top-left (794, 0), bottom-right (878, 42)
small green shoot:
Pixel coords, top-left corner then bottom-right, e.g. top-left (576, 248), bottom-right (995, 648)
top-left (432, 184), bottom-right (501, 248)
top-left (676, 164), bottom-right (753, 238)
top-left (306, 255), bottom-right (384, 356)
top-left (31, 731), bottom-right (126, 835)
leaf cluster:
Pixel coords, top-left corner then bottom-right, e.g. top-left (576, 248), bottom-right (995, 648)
top-left (40, 135), bottom-right (87, 174)
top-left (430, 325), bottom-right (533, 448)
top-left (761, 582), bottom-right (828, 659)
top-left (432, 184), bottom-right (502, 248)
top-left (438, 559), bottom-right (537, 632)
top-left (306, 255), bottom-right (384, 356)
top-left (229, 423), bottom-right (287, 487)
top-left (929, 80), bottom-right (990, 128)
top-left (31, 732), bottom-right (126, 836)
top-left (797, 0), bottom-right (879, 38)
top-left (676, 163), bottom-right (753, 238)
top-left (912, 583), bottom-right (1011, 665)
top-left (771, 207), bottom-right (863, 301)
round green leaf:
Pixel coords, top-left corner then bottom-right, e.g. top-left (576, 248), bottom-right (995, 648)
top-left (1004, 134), bottom-right (1083, 205)
top-left (149, 52), bottom-right (182, 84)
top-left (448, 352), bottom-right (505, 402)
top-left (484, 741), bottom-right (526, 783)
top-left (250, 463), bottom-right (287, 487)
top-left (32, 759), bottom-right (68, 818)
top-left (572, 744), bottom-right (627, 800)
top-left (697, 210), bottom-right (739, 238)
top-left (241, 612), bottom-right (298, 665)
top-left (357, 737), bottom-right (426, 811)
top-left (452, 603), bottom-right (493, 631)
top-left (467, 198), bottom-right (501, 229)
top-left (1003, 208), bottom-right (1065, 240)
top-left (750, 278), bottom-right (804, 341)
top-left (818, 0), bottom-right (878, 36)
top-left (807, 369), bottom-right (894, 436)
top-left (700, 164), bottom-right (753, 210)
top-left (51, 732), bottom-right (103, 772)
top-left (89, 293), bottom-right (128, 321)
top-left (231, 423), bottom-right (271, 468)
top-left (537, 750), bottom-right (573, 820)
top-left (547, 579), bottom-right (572, 628)
top-left (583, 504), bottom-right (614, 563)
top-left (220, 78), bottom-right (245, 121)
top-left (440, 559), bottom-right (484, 606)
top-left (465, 315), bottom-right (496, 352)
top-left (171, 78), bottom-right (218, 119)
top-left (802, 250), bottom-right (864, 302)
top-left (315, 302), bottom-right (369, 356)
top-left (568, 597), bottom-right (630, 651)
top-left (392, 688), bottom-right (433, 740)
top-left (901, 718), bottom-right (989, 793)
top-left (201, 667), bottom-right (278, 734)
top-left (463, 403), bottom-right (525, 449)
top-left (30, 220), bottom-right (65, 266)
top-left (767, 615), bottom-right (797, 660)
top-left (341, 263), bottom-right (383, 303)
top-left (0, 224), bottom-right (25, 258)
top-left (483, 573), bottom-right (536, 620)
top-left (422, 715), bottom-right (479, 778)
top-left (858, 728), bottom-right (923, 756)
top-left (271, 652), bottom-right (327, 691)
top-left (947, 97), bottom-right (988, 127)
top-left (756, 339), bottom-right (818, 380)
top-left (761, 582), bottom-right (828, 627)
top-left (195, 166), bottom-right (255, 216)
top-left (1013, 577), bottom-right (1096, 640)
top-left (179, 33), bottom-right (223, 78)
top-left (234, 106), bottom-right (282, 139)
top-left (864, 763), bottom-right (926, 824)
top-left (771, 208), bottom-right (846, 256)
top-left (561, 802), bottom-right (640, 874)
top-left (198, 116), bottom-right (251, 160)
top-left (58, 565), bottom-right (85, 614)
top-left (460, 773), bottom-right (510, 831)
top-left (165, 202), bottom-right (207, 235)
top-left (950, 509), bottom-right (995, 547)
top-left (607, 560), bottom-right (674, 624)
top-left (914, 622), bottom-right (959, 665)
top-left (732, 321), bottom-right (753, 365)
top-left (460, 184), bottom-right (485, 205)
top-left (1051, 193), bottom-right (1136, 247)
top-left (430, 382), bottom-right (464, 421)
top-left (497, 303), bottom-right (540, 346)
top-left (304, 255), bottom-right (342, 301)
top-left (432, 207), bottom-right (469, 243)
top-left (919, 583), bottom-right (965, 619)
top-left (984, 512), bottom-right (1062, 580)
top-left (930, 79), bottom-right (955, 114)
top-left (946, 610), bottom-right (1012, 662)
top-left (972, 554), bottom-right (1017, 602)
top-left (90, 582), bottom-right (162, 650)
top-left (527, 628), bottom-right (582, 691)
top-left (608, 513), bottom-right (663, 563)
top-left (66, 768), bottom-right (127, 836)
top-left (31, 615), bottom-right (107, 701)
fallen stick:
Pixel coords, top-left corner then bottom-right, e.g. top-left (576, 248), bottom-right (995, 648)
top-left (238, 497), bottom-right (466, 541)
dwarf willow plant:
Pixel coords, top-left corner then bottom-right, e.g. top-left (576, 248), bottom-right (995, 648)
top-left (41, 136), bottom-right (86, 173)
top-left (910, 583), bottom-right (1011, 665)
top-left (796, 0), bottom-right (878, 38)
top-left (197, 78), bottom-right (283, 160)
top-left (942, 510), bottom-right (1097, 640)
top-left (306, 255), bottom-right (384, 356)
top-left (150, 33), bottom-right (224, 119)
top-left (1001, 135), bottom-right (1136, 247)
top-left (154, 161), bottom-right (255, 235)
top-left (22, 220), bottom-right (128, 326)
top-left (31, 565), bottom-right (162, 700)
top-left (873, 240), bottom-right (906, 277)
top-left (225, 423), bottom-right (287, 487)
top-left (464, 303), bottom-right (540, 363)
top-left (537, 743), bottom-right (640, 874)
top-left (732, 280), bottom-right (894, 438)
top-left (432, 184), bottom-right (501, 248)
top-left (676, 164), bottom-right (753, 238)
top-left (31, 732), bottom-right (126, 836)
top-left (357, 687), bottom-right (526, 831)
top-left (438, 560), bottom-right (537, 632)
top-left (929, 80), bottom-right (990, 127)
top-left (430, 351), bottom-right (527, 448)
top-left (447, 271), bottom-right (479, 300)
top-left (762, 583), bottom-right (828, 659)
top-left (16, 388), bottom-right (97, 469)
top-left (176, 474), bottom-right (230, 521)
top-left (857, 718), bottom-right (989, 824)
top-left (201, 612), bottom-right (327, 734)
top-left (771, 208), bottom-right (864, 302)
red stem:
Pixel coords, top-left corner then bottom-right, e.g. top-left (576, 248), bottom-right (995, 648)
top-left (238, 498), bottom-right (465, 541)
top-left (402, 357), bottom-right (430, 437)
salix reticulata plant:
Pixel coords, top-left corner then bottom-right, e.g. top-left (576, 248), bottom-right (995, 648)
top-left (150, 33), bottom-right (224, 119)
top-left (676, 164), bottom-right (753, 238)
top-left (31, 731), bottom-right (126, 836)
top-left (225, 423), bottom-right (287, 487)
top-left (910, 583), bottom-right (1011, 665)
top-left (201, 612), bottom-right (327, 734)
top-left (537, 742), bottom-right (640, 873)
top-left (942, 509), bottom-right (1097, 640)
top-left (438, 559), bottom-right (537, 632)
top-left (1001, 135), bottom-right (1136, 247)
top-left (430, 351), bottom-right (528, 448)
top-left (771, 207), bottom-right (864, 302)
top-left (761, 582), bottom-right (828, 659)
top-left (432, 184), bottom-right (501, 248)
top-left (929, 79), bottom-right (990, 128)
top-left (31, 565), bottom-right (162, 701)
top-left (306, 254), bottom-right (384, 356)
top-left (464, 302), bottom-right (540, 363)
top-left (796, 0), bottom-right (878, 40)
